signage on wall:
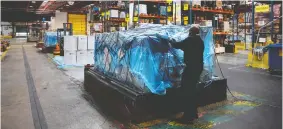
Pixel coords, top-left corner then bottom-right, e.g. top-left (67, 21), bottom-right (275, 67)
top-left (167, 6), bottom-right (172, 12)
top-left (255, 5), bottom-right (270, 13)
top-left (183, 4), bottom-right (188, 10)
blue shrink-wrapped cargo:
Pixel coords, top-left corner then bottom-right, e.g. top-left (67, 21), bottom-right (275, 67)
top-left (44, 32), bottom-right (58, 47)
top-left (93, 24), bottom-right (215, 95)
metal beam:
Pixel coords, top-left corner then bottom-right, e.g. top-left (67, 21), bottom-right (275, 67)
top-left (270, 0), bottom-right (274, 40)
top-left (252, 0), bottom-right (255, 48)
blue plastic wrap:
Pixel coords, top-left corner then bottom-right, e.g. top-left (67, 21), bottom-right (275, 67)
top-left (94, 25), bottom-right (215, 95)
top-left (44, 32), bottom-right (58, 47)
top-left (160, 6), bottom-right (167, 16)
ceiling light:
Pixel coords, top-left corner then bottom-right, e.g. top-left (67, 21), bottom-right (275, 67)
top-left (30, 6), bottom-right (33, 7)
top-left (68, 1), bottom-right (74, 5)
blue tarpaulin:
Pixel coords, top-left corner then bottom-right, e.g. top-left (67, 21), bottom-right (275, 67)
top-left (93, 24), bottom-right (215, 95)
top-left (44, 32), bottom-right (57, 47)
top-left (52, 56), bottom-right (84, 69)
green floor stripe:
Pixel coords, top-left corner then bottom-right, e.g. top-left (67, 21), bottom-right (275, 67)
top-left (123, 92), bottom-right (263, 129)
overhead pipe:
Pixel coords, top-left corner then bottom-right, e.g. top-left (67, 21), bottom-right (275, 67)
top-left (41, 1), bottom-right (55, 14)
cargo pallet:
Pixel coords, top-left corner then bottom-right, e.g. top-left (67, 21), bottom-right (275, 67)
top-left (84, 66), bottom-right (227, 123)
top-left (41, 46), bottom-right (55, 53)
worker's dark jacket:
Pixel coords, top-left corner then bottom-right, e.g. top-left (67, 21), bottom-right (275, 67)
top-left (171, 36), bottom-right (204, 72)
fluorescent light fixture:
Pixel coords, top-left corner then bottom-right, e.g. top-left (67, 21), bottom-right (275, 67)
top-left (30, 6), bottom-right (33, 7)
top-left (68, 1), bottom-right (74, 5)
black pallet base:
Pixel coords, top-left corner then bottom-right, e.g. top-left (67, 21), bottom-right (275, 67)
top-left (42, 46), bottom-right (55, 53)
top-left (84, 68), bottom-right (227, 123)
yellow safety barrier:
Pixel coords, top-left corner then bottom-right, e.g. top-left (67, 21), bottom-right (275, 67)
top-left (1, 36), bottom-right (12, 39)
top-left (246, 42), bottom-right (271, 69)
top-left (246, 51), bottom-right (269, 69)
top-left (234, 42), bottom-right (246, 53)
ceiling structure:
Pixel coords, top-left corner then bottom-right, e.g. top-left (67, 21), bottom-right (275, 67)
top-left (1, 1), bottom-right (96, 22)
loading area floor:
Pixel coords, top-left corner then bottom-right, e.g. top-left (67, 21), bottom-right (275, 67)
top-left (2, 43), bottom-right (282, 129)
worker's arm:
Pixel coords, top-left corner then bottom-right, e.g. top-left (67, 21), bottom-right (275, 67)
top-left (156, 34), bottom-right (186, 50)
top-left (169, 38), bottom-right (186, 50)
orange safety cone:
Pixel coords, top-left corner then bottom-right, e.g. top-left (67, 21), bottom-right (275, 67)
top-left (53, 44), bottom-right (60, 56)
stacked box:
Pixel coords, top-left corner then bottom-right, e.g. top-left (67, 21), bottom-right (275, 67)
top-left (87, 50), bottom-right (94, 64)
top-left (76, 50), bottom-right (87, 65)
top-left (87, 35), bottom-right (95, 65)
top-left (110, 10), bottom-right (119, 18)
top-left (64, 36), bottom-right (78, 65)
top-left (64, 36), bottom-right (77, 51)
top-left (77, 36), bottom-right (88, 65)
top-left (77, 36), bottom-right (88, 50)
top-left (64, 51), bottom-right (76, 65)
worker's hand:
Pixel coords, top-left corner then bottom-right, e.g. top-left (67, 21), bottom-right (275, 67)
top-left (156, 33), bottom-right (169, 40)
top-left (168, 38), bottom-right (176, 43)
top-left (168, 42), bottom-right (172, 48)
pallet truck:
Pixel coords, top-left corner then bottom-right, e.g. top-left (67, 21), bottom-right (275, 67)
top-left (56, 23), bottom-right (73, 56)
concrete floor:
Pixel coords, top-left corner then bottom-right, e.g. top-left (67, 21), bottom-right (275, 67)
top-left (2, 43), bottom-right (115, 129)
top-left (1, 40), bottom-right (282, 129)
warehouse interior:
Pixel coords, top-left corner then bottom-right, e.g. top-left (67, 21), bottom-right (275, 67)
top-left (1, 1), bottom-right (282, 129)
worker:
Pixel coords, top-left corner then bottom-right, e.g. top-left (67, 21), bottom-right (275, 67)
top-left (169, 25), bottom-right (204, 123)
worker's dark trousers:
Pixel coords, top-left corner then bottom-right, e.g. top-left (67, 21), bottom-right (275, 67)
top-left (180, 66), bottom-right (202, 119)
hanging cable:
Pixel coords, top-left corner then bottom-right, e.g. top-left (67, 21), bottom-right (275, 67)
top-left (213, 40), bottom-right (281, 109)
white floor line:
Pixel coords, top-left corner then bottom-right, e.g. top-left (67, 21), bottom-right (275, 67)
top-left (228, 65), bottom-right (246, 70)
top-left (231, 68), bottom-right (282, 78)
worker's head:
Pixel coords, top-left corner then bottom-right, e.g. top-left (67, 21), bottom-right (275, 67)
top-left (189, 25), bottom-right (200, 37)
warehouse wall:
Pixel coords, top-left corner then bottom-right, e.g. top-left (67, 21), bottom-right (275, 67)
top-left (50, 17), bottom-right (56, 31)
top-left (55, 12), bottom-right (67, 29)
top-left (1, 22), bottom-right (13, 36)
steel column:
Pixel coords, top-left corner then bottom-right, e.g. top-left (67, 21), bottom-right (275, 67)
top-left (252, 0), bottom-right (255, 48)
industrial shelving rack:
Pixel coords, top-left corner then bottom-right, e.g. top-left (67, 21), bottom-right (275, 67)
top-left (89, 1), bottom-right (129, 33)
top-left (101, 1), bottom-right (129, 32)
top-left (131, 0), bottom-right (174, 28)
top-left (228, 1), bottom-right (253, 51)
top-left (180, 1), bottom-right (234, 53)
top-left (232, 1), bottom-right (282, 49)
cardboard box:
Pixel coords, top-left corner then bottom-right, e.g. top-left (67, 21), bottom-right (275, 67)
top-left (76, 50), bottom-right (88, 65)
top-left (224, 21), bottom-right (230, 32)
top-left (110, 10), bottom-right (119, 18)
top-left (77, 36), bottom-right (88, 50)
top-left (192, 0), bottom-right (201, 6)
top-left (135, 4), bottom-right (147, 15)
top-left (64, 50), bottom-right (77, 65)
top-left (220, 47), bottom-right (225, 53)
top-left (87, 50), bottom-right (95, 64)
top-left (87, 35), bottom-right (95, 50)
top-left (205, 20), bottom-right (212, 27)
top-left (119, 27), bottom-right (126, 31)
top-left (64, 36), bottom-right (77, 51)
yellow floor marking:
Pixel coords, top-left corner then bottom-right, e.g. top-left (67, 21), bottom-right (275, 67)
top-left (233, 101), bottom-right (260, 107)
top-left (1, 50), bottom-right (8, 61)
top-left (137, 119), bottom-right (165, 127)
